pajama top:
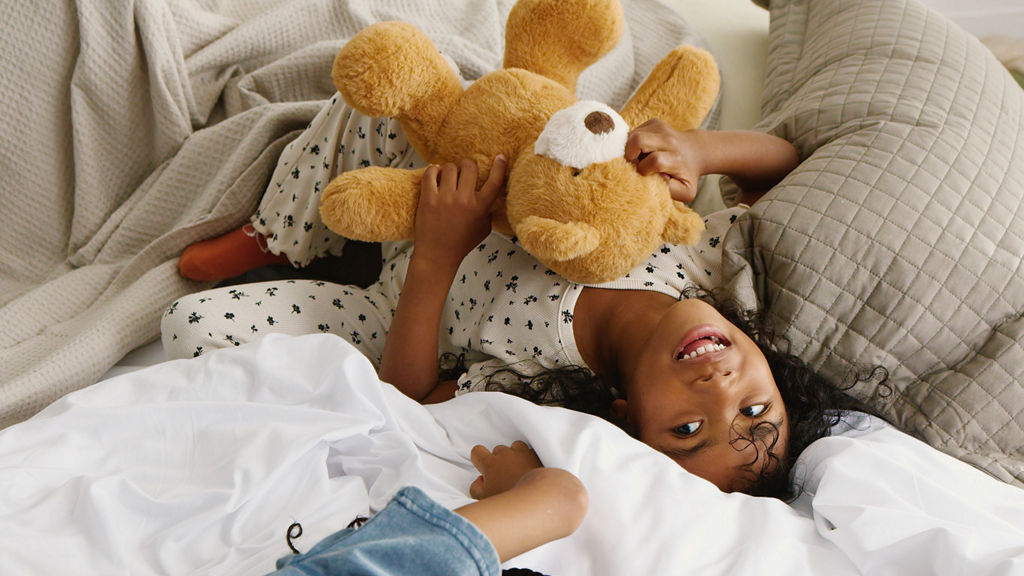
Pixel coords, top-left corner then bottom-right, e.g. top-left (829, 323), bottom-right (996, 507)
top-left (446, 206), bottom-right (744, 393)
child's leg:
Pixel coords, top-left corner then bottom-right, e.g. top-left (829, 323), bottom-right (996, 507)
top-left (161, 278), bottom-right (396, 363)
top-left (179, 94), bottom-right (422, 281)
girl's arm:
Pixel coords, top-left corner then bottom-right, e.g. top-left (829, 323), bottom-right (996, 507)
top-left (377, 157), bottom-right (506, 402)
top-left (625, 119), bottom-right (800, 206)
top-left (458, 441), bottom-right (588, 562)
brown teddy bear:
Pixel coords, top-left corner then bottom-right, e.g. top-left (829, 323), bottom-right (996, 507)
top-left (320, 0), bottom-right (719, 283)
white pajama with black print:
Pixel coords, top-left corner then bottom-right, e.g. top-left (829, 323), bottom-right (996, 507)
top-left (252, 93), bottom-right (422, 267)
top-left (162, 207), bottom-right (746, 394)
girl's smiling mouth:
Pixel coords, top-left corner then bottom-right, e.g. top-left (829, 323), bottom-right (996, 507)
top-left (674, 325), bottom-right (731, 361)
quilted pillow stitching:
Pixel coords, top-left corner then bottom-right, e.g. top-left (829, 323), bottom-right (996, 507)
top-left (722, 0), bottom-right (1024, 484)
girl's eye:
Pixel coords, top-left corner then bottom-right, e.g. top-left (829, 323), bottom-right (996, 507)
top-left (674, 421), bottom-right (702, 436)
top-left (740, 404), bottom-right (768, 418)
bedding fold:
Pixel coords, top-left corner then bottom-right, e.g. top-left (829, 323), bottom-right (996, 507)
top-left (1, 333), bottom-right (1021, 575)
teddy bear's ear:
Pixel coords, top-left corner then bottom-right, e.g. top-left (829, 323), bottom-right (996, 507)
top-left (620, 45), bottom-right (720, 132)
top-left (662, 202), bottom-right (705, 246)
top-left (515, 215), bottom-right (601, 262)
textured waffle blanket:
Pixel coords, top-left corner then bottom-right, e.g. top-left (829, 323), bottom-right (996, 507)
top-left (0, 0), bottom-right (707, 427)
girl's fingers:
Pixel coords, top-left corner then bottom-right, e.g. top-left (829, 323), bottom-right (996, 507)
top-left (624, 131), bottom-right (650, 163)
top-left (625, 119), bottom-right (671, 162)
top-left (478, 155), bottom-right (507, 205)
top-left (469, 475), bottom-right (485, 499)
top-left (636, 150), bottom-right (674, 177)
top-left (439, 162), bottom-right (459, 193)
top-left (421, 165), bottom-right (440, 193)
top-left (470, 444), bottom-right (491, 472)
top-left (667, 178), bottom-right (696, 203)
top-left (456, 158), bottom-right (479, 195)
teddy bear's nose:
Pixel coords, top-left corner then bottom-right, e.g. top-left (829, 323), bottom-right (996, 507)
top-left (584, 111), bottom-right (615, 135)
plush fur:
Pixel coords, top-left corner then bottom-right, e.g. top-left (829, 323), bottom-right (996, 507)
top-left (320, 0), bottom-right (719, 283)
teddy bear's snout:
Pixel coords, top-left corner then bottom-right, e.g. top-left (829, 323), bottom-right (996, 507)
top-left (534, 100), bottom-right (629, 170)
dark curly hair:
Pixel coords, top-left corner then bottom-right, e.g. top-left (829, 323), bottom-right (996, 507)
top-left (465, 287), bottom-right (890, 501)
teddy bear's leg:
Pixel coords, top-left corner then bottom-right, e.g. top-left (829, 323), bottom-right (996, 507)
top-left (504, 0), bottom-right (623, 94)
top-left (619, 45), bottom-right (720, 132)
top-left (333, 22), bottom-right (463, 162)
top-left (320, 167), bottom-right (426, 242)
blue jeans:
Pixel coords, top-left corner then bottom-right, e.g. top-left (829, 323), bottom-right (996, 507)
top-left (271, 486), bottom-right (500, 576)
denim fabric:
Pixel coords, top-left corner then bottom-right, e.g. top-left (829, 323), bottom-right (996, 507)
top-left (271, 486), bottom-right (500, 576)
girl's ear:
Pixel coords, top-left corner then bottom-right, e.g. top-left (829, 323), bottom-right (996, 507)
top-left (609, 399), bottom-right (633, 432)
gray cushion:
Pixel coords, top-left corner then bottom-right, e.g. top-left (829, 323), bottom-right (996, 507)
top-left (724, 0), bottom-right (1024, 483)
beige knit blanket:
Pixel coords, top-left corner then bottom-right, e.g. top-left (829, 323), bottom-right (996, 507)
top-left (0, 0), bottom-right (710, 427)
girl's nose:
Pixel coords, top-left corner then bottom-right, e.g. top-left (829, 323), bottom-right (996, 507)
top-left (694, 368), bottom-right (735, 388)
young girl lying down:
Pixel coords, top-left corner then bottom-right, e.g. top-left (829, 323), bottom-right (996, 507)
top-left (163, 102), bottom-right (885, 498)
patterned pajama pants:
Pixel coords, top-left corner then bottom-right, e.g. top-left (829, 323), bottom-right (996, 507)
top-left (162, 242), bottom-right (414, 362)
top-left (164, 96), bottom-right (424, 361)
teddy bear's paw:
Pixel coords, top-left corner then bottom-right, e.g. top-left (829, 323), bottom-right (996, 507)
top-left (662, 203), bottom-right (706, 246)
top-left (620, 45), bottom-right (720, 132)
top-left (516, 215), bottom-right (600, 262)
top-left (319, 168), bottom-right (422, 242)
top-left (333, 21), bottom-right (462, 119)
top-left (504, 0), bottom-right (623, 93)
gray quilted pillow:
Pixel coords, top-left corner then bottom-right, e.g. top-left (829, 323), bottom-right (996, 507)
top-left (723, 0), bottom-right (1024, 483)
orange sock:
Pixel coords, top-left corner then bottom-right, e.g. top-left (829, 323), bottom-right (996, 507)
top-left (178, 224), bottom-right (291, 281)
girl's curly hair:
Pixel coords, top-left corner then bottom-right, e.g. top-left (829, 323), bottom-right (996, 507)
top-left (462, 287), bottom-right (890, 501)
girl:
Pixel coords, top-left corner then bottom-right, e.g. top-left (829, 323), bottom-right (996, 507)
top-left (163, 107), bottom-right (883, 498)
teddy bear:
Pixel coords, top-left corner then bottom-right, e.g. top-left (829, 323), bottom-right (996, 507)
top-left (319, 0), bottom-right (720, 283)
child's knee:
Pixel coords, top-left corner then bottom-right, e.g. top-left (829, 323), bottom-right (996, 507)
top-left (160, 293), bottom-right (221, 360)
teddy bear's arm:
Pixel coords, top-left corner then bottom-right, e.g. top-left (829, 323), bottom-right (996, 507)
top-left (332, 21), bottom-right (463, 163)
top-left (619, 45), bottom-right (720, 133)
top-left (320, 167), bottom-right (427, 242)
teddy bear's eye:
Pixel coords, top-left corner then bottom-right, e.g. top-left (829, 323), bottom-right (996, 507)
top-left (572, 169), bottom-right (582, 177)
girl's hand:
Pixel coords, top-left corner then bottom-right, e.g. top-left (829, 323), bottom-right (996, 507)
top-left (625, 119), bottom-right (705, 203)
top-left (414, 156), bottom-right (507, 270)
top-left (469, 441), bottom-right (543, 500)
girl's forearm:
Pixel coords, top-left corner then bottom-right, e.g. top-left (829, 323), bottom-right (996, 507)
top-left (378, 252), bottom-right (458, 401)
top-left (456, 468), bottom-right (588, 562)
top-left (697, 130), bottom-right (800, 202)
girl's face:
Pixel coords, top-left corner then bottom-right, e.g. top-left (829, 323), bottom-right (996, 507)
top-left (614, 298), bottom-right (789, 493)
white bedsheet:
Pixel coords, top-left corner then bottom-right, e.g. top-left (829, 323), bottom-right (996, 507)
top-left (1, 334), bottom-right (1022, 575)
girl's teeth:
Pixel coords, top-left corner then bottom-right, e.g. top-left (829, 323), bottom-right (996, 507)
top-left (681, 343), bottom-right (726, 360)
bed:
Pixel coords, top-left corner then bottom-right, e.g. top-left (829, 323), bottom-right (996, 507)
top-left (1, 0), bottom-right (1023, 573)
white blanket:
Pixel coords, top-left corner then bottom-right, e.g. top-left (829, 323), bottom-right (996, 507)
top-left (0, 0), bottom-right (708, 428)
top-left (1, 334), bottom-right (1021, 575)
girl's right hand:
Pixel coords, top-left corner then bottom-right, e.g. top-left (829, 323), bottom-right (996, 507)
top-left (625, 119), bottom-right (705, 203)
top-left (469, 441), bottom-right (543, 500)
top-left (414, 156), bottom-right (507, 270)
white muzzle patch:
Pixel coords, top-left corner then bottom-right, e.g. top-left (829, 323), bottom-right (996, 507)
top-left (534, 100), bottom-right (629, 169)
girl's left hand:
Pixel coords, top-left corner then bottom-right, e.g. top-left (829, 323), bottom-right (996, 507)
top-left (469, 441), bottom-right (543, 500)
top-left (413, 156), bottom-right (507, 271)
top-left (625, 119), bottom-right (704, 203)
